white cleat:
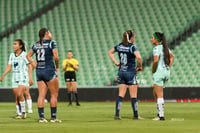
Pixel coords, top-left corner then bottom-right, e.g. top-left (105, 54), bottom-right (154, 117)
top-left (28, 109), bottom-right (33, 114)
top-left (21, 112), bottom-right (27, 119)
top-left (39, 118), bottom-right (48, 123)
top-left (50, 119), bottom-right (62, 123)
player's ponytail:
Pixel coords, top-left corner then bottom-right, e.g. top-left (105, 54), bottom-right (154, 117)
top-left (154, 32), bottom-right (170, 66)
top-left (15, 39), bottom-right (26, 51)
top-left (122, 30), bottom-right (135, 45)
top-left (39, 28), bottom-right (48, 46)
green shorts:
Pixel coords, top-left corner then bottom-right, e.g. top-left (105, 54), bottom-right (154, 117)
top-left (153, 68), bottom-right (170, 86)
top-left (12, 80), bottom-right (29, 88)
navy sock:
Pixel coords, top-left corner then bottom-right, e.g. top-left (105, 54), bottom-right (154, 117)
top-left (38, 107), bottom-right (44, 119)
top-left (115, 96), bottom-right (123, 116)
top-left (68, 92), bottom-right (72, 104)
top-left (131, 98), bottom-right (138, 118)
top-left (51, 107), bottom-right (57, 119)
top-left (74, 92), bottom-right (79, 104)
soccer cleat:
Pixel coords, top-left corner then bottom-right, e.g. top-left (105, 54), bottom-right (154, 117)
top-left (133, 116), bottom-right (144, 120)
top-left (39, 118), bottom-right (48, 123)
top-left (21, 112), bottom-right (26, 119)
top-left (152, 116), bottom-right (165, 121)
top-left (68, 103), bottom-right (72, 106)
top-left (15, 115), bottom-right (22, 119)
top-left (28, 109), bottom-right (33, 114)
top-left (50, 118), bottom-right (62, 123)
top-left (114, 115), bottom-right (122, 120)
top-left (76, 103), bottom-right (80, 106)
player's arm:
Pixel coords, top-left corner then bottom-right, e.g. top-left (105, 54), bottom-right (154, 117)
top-left (134, 51), bottom-right (142, 73)
top-left (108, 48), bottom-right (119, 66)
top-left (62, 61), bottom-right (66, 71)
top-left (169, 52), bottom-right (174, 67)
top-left (26, 50), bottom-right (37, 69)
top-left (152, 55), bottom-right (159, 73)
top-left (52, 49), bottom-right (59, 74)
top-left (0, 64), bottom-right (12, 82)
top-left (73, 64), bottom-right (79, 71)
top-left (27, 64), bottom-right (33, 86)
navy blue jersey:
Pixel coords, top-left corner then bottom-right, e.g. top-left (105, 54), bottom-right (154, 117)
top-left (114, 43), bottom-right (138, 72)
top-left (31, 39), bottom-right (57, 70)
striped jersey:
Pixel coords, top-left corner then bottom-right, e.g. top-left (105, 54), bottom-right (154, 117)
top-left (153, 44), bottom-right (171, 70)
top-left (8, 51), bottom-right (29, 82)
top-left (114, 42), bottom-right (138, 72)
top-left (31, 39), bottom-right (57, 69)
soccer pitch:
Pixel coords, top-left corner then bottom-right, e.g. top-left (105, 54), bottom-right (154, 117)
top-left (0, 102), bottom-right (199, 133)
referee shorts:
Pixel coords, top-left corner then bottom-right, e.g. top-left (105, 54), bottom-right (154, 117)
top-left (64, 71), bottom-right (76, 82)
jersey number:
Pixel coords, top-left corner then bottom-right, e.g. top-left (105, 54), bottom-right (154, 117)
top-left (37, 49), bottom-right (45, 61)
top-left (120, 53), bottom-right (127, 65)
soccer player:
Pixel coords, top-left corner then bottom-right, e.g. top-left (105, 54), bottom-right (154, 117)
top-left (0, 39), bottom-right (33, 119)
top-left (151, 32), bottom-right (174, 121)
top-left (26, 28), bottom-right (61, 123)
top-left (62, 50), bottom-right (80, 106)
top-left (108, 30), bottom-right (143, 120)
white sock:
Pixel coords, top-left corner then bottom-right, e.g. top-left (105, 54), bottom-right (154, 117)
top-left (26, 99), bottom-right (32, 111)
top-left (157, 98), bottom-right (164, 117)
top-left (16, 105), bottom-right (22, 115)
top-left (19, 101), bottom-right (26, 113)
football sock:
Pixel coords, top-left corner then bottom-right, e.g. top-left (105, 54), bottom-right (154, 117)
top-left (131, 98), bottom-right (138, 118)
top-left (51, 107), bottom-right (57, 119)
top-left (74, 92), bottom-right (79, 104)
top-left (157, 98), bottom-right (164, 117)
top-left (115, 96), bottom-right (123, 116)
top-left (26, 99), bottom-right (32, 111)
top-left (19, 101), bottom-right (26, 113)
top-left (68, 92), bottom-right (72, 104)
top-left (16, 105), bottom-right (21, 115)
top-left (38, 107), bottom-right (44, 119)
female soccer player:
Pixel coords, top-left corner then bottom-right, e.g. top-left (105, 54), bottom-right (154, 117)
top-left (0, 39), bottom-right (33, 119)
top-left (151, 32), bottom-right (174, 121)
top-left (108, 30), bottom-right (143, 120)
top-left (26, 28), bottom-right (61, 123)
top-left (62, 50), bottom-right (80, 106)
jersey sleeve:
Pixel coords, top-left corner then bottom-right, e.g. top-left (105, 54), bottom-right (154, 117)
top-left (8, 53), bottom-right (12, 64)
top-left (153, 46), bottom-right (159, 56)
top-left (62, 59), bottom-right (67, 67)
top-left (24, 53), bottom-right (30, 65)
top-left (50, 40), bottom-right (58, 50)
top-left (31, 43), bottom-right (37, 53)
top-left (74, 59), bottom-right (79, 65)
top-left (114, 45), bottom-right (118, 52)
top-left (130, 45), bottom-right (138, 54)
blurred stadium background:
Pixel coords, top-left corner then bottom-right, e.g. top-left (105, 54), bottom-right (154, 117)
top-left (0, 0), bottom-right (199, 101)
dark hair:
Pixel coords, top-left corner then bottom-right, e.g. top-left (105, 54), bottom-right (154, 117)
top-left (154, 32), bottom-right (170, 66)
top-left (39, 28), bottom-right (48, 46)
top-left (15, 39), bottom-right (26, 51)
top-left (67, 50), bottom-right (73, 53)
top-left (122, 30), bottom-right (135, 45)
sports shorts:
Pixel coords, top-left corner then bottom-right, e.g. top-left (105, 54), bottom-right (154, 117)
top-left (36, 68), bottom-right (57, 82)
top-left (64, 71), bottom-right (76, 82)
top-left (153, 67), bottom-right (170, 86)
top-left (118, 71), bottom-right (137, 85)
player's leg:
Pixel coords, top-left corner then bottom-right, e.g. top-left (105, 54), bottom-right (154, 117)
top-left (66, 82), bottom-right (73, 106)
top-left (114, 84), bottom-right (127, 120)
top-left (13, 87), bottom-right (22, 118)
top-left (153, 84), bottom-right (165, 121)
top-left (47, 77), bottom-right (61, 123)
top-left (24, 86), bottom-right (32, 113)
top-left (37, 81), bottom-right (48, 122)
top-left (128, 85), bottom-right (139, 119)
top-left (71, 81), bottom-right (80, 106)
top-left (17, 85), bottom-right (26, 119)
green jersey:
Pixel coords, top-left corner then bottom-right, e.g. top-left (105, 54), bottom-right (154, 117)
top-left (153, 45), bottom-right (171, 70)
top-left (8, 51), bottom-right (29, 83)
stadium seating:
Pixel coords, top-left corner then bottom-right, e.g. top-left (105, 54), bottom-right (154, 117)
top-left (0, 0), bottom-right (200, 87)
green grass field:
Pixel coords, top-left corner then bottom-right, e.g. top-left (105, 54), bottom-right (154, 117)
top-left (0, 102), bottom-right (199, 133)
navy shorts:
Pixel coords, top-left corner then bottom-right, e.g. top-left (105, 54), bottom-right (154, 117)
top-left (118, 71), bottom-right (137, 85)
top-left (36, 69), bottom-right (57, 82)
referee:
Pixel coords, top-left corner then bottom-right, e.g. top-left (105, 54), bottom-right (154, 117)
top-left (62, 50), bottom-right (80, 106)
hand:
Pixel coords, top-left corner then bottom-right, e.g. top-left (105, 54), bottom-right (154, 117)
top-left (31, 60), bottom-right (37, 69)
top-left (136, 67), bottom-right (142, 73)
top-left (0, 76), bottom-right (4, 82)
top-left (114, 62), bottom-right (120, 67)
top-left (29, 79), bottom-right (33, 86)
